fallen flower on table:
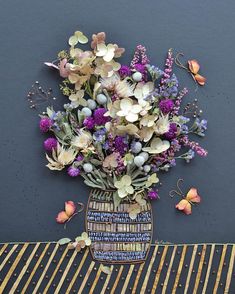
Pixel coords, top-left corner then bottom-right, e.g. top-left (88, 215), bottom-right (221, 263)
top-left (58, 232), bottom-right (92, 252)
top-left (101, 264), bottom-right (112, 275)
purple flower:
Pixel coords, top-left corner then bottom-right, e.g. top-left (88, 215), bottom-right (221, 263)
top-left (134, 63), bottom-right (146, 73)
top-left (76, 154), bottom-right (84, 162)
top-left (44, 137), bottom-right (57, 151)
top-left (119, 65), bottom-right (131, 78)
top-left (67, 166), bottom-right (80, 177)
top-left (83, 117), bottom-right (95, 129)
top-left (114, 136), bottom-right (128, 155)
top-left (39, 117), bottom-right (52, 132)
top-left (148, 189), bottom-right (159, 200)
top-left (159, 99), bottom-right (174, 114)
top-left (164, 123), bottom-right (178, 140)
top-left (93, 128), bottom-right (107, 142)
top-left (94, 108), bottom-right (110, 126)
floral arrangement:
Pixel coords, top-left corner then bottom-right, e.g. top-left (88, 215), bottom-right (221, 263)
top-left (39, 30), bottom-right (207, 208)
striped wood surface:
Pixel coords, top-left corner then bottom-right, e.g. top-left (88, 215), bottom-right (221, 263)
top-left (0, 242), bottom-right (235, 293)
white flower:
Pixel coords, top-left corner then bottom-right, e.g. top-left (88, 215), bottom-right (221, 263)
top-left (95, 43), bottom-right (116, 62)
top-left (71, 130), bottom-right (92, 150)
top-left (104, 100), bottom-right (121, 118)
top-left (116, 98), bottom-right (142, 122)
top-left (46, 144), bottom-right (77, 171)
top-left (115, 80), bottom-right (134, 98)
top-left (114, 175), bottom-right (134, 198)
top-left (134, 82), bottom-right (154, 100)
top-left (140, 115), bottom-right (157, 128)
top-left (100, 74), bottom-right (134, 98)
top-left (154, 114), bottom-right (170, 135)
top-left (69, 90), bottom-right (86, 108)
top-left (116, 124), bottom-right (139, 136)
top-left (138, 126), bottom-right (155, 142)
top-left (142, 138), bottom-right (170, 154)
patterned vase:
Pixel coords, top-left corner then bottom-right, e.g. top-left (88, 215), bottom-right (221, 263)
top-left (86, 189), bottom-right (153, 264)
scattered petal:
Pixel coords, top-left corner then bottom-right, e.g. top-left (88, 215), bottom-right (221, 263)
top-left (101, 265), bottom-right (112, 275)
top-left (58, 238), bottom-right (72, 245)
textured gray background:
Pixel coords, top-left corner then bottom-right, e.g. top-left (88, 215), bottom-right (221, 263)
top-left (0, 0), bottom-right (234, 243)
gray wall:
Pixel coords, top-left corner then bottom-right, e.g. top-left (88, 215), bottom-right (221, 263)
top-left (0, 0), bottom-right (234, 243)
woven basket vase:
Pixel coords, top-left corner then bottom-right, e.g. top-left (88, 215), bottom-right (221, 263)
top-left (86, 189), bottom-right (153, 264)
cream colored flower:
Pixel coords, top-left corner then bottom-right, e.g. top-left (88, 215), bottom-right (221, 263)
top-left (105, 100), bottom-right (121, 118)
top-left (114, 175), bottom-right (134, 198)
top-left (69, 90), bottom-right (86, 107)
top-left (146, 173), bottom-right (159, 188)
top-left (124, 153), bottom-right (134, 166)
top-left (93, 82), bottom-right (101, 99)
top-left (68, 31), bottom-right (88, 46)
top-left (115, 80), bottom-right (134, 98)
top-left (142, 138), bottom-right (170, 154)
top-left (71, 130), bottom-right (92, 150)
top-left (66, 51), bottom-right (94, 88)
top-left (95, 43), bottom-right (116, 62)
top-left (134, 82), bottom-right (154, 100)
top-left (100, 74), bottom-right (120, 91)
top-left (46, 144), bottom-right (77, 171)
top-left (140, 115), bottom-right (157, 128)
top-left (95, 58), bottom-right (121, 78)
top-left (133, 82), bottom-right (153, 116)
top-left (139, 101), bottom-right (152, 116)
top-left (100, 74), bottom-right (134, 98)
top-left (116, 124), bottom-right (139, 136)
top-left (95, 43), bottom-right (124, 62)
top-left (103, 153), bottom-right (119, 169)
top-left (116, 98), bottom-right (142, 122)
top-left (138, 126), bottom-right (155, 142)
top-left (154, 114), bottom-right (170, 135)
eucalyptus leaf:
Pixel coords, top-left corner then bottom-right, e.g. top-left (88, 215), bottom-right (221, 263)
top-left (84, 180), bottom-right (103, 189)
top-left (90, 159), bottom-right (102, 165)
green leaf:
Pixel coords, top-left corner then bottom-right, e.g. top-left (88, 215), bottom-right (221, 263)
top-left (90, 159), bottom-right (102, 165)
top-left (113, 191), bottom-right (122, 210)
top-left (46, 107), bottom-right (54, 119)
top-left (58, 238), bottom-right (71, 245)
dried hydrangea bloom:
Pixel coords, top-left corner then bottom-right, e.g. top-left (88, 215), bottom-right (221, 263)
top-left (138, 126), bottom-right (155, 142)
top-left (140, 114), bottom-right (158, 128)
top-left (116, 124), bottom-right (139, 136)
top-left (114, 175), bottom-right (134, 198)
top-left (91, 32), bottom-right (106, 49)
top-left (103, 152), bottom-right (119, 169)
top-left (116, 98), bottom-right (142, 122)
top-left (142, 138), bottom-right (170, 154)
top-left (94, 58), bottom-right (121, 78)
top-left (146, 173), bottom-right (159, 188)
